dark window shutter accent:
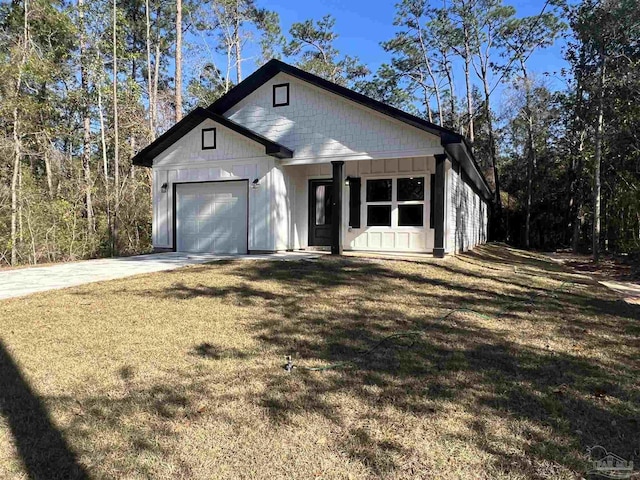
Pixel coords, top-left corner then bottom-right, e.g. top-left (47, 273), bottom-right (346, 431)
top-left (349, 177), bottom-right (361, 228)
top-left (430, 174), bottom-right (436, 228)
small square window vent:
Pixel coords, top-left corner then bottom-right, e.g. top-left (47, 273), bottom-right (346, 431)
top-left (273, 83), bottom-right (289, 107)
top-left (202, 127), bottom-right (216, 150)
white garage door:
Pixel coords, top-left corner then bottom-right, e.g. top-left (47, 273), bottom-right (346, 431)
top-left (176, 182), bottom-right (248, 254)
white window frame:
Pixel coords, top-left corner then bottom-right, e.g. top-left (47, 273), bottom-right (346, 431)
top-left (397, 176), bottom-right (426, 228)
top-left (363, 176), bottom-right (426, 229)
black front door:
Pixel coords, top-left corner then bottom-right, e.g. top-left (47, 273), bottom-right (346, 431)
top-left (309, 180), bottom-right (333, 246)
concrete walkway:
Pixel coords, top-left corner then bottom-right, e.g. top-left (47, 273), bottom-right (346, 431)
top-left (0, 251), bottom-right (321, 300)
top-left (599, 280), bottom-right (640, 305)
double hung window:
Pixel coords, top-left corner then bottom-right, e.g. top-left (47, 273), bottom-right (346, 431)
top-left (365, 177), bottom-right (425, 227)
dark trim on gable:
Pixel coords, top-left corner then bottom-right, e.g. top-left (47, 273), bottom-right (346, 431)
top-left (201, 127), bottom-right (216, 150)
top-left (132, 107), bottom-right (293, 167)
top-left (209, 60), bottom-right (454, 140)
top-left (272, 83), bottom-right (289, 107)
top-left (208, 59), bottom-right (492, 201)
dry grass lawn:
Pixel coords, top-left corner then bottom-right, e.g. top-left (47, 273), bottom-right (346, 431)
top-left (0, 244), bottom-right (638, 479)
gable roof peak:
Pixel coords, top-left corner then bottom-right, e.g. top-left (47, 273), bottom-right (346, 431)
top-left (131, 106), bottom-right (292, 167)
top-left (208, 59), bottom-right (492, 200)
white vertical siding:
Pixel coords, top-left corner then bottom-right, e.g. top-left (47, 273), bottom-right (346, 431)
top-left (445, 160), bottom-right (489, 254)
top-left (283, 157), bottom-right (436, 252)
top-left (224, 73), bottom-right (441, 162)
top-left (146, 77), bottom-right (488, 255)
top-left (151, 117), bottom-right (283, 251)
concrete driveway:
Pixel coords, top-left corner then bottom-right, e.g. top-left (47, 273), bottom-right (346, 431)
top-left (0, 251), bottom-right (320, 300)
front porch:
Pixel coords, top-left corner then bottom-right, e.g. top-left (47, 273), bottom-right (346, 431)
top-left (282, 155), bottom-right (448, 257)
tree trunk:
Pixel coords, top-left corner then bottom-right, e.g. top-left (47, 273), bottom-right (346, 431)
top-left (113, 0), bottom-right (120, 255)
top-left (97, 67), bottom-right (111, 247)
top-left (423, 84), bottom-right (433, 123)
top-left (570, 73), bottom-right (586, 252)
top-left (524, 114), bottom-right (535, 249)
top-left (145, 0), bottom-right (154, 140)
top-left (43, 141), bottom-right (54, 198)
top-left (427, 65), bottom-right (443, 126)
top-left (417, 23), bottom-right (443, 125)
top-left (463, 24), bottom-right (474, 142)
top-left (18, 162), bottom-right (23, 245)
top-left (522, 67), bottom-right (535, 249)
top-left (175, 0), bottom-right (183, 122)
top-left (592, 53), bottom-right (606, 262)
top-left (234, 3), bottom-right (242, 83)
top-left (79, 0), bottom-right (94, 235)
top-left (442, 52), bottom-right (457, 131)
top-left (479, 62), bottom-right (501, 239)
top-left (153, 42), bottom-right (160, 131)
top-left (11, 105), bottom-right (21, 266)
top-left (10, 0), bottom-right (29, 266)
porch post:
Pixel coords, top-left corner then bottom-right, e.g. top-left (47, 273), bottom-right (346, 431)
top-left (433, 154), bottom-right (446, 258)
top-left (331, 161), bottom-right (344, 255)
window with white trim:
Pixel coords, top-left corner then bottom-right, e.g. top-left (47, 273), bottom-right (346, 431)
top-left (397, 177), bottom-right (424, 226)
top-left (365, 177), bottom-right (426, 227)
top-left (366, 179), bottom-right (392, 226)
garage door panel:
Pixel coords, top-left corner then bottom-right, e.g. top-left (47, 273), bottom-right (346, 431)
top-left (183, 220), bottom-right (197, 234)
top-left (197, 198), bottom-right (212, 217)
top-left (176, 182), bottom-right (248, 254)
top-left (198, 236), bottom-right (215, 252)
top-left (199, 219), bottom-right (215, 235)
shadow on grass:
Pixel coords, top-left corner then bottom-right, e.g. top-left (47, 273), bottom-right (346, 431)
top-left (47, 373), bottom-right (220, 478)
top-left (41, 244), bottom-right (639, 478)
top-left (176, 245), bottom-right (638, 476)
top-left (0, 341), bottom-right (89, 480)
top-left (190, 342), bottom-right (253, 360)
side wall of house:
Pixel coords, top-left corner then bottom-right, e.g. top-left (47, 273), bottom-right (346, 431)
top-left (151, 117), bottom-right (291, 252)
top-left (445, 159), bottom-right (488, 254)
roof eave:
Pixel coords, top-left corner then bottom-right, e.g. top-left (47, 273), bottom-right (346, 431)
top-left (266, 144), bottom-right (294, 159)
top-left (132, 109), bottom-right (208, 167)
top-left (132, 106), bottom-right (293, 167)
top-left (209, 60), bottom-right (454, 141)
top-left (442, 141), bottom-right (493, 201)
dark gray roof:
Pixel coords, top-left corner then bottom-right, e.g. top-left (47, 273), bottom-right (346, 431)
top-left (209, 59), bottom-right (491, 201)
top-left (134, 60), bottom-right (492, 201)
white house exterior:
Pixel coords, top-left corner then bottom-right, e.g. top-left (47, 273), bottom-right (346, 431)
top-left (133, 60), bottom-right (491, 257)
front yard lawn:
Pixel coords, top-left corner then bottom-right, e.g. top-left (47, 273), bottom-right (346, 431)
top-left (1, 245), bottom-right (638, 479)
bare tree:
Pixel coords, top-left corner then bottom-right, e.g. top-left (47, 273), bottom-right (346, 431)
top-left (593, 49), bottom-right (606, 262)
top-left (97, 50), bottom-right (111, 245)
top-left (78, 0), bottom-right (95, 234)
top-left (145, 0), bottom-right (155, 139)
top-left (175, 0), bottom-right (183, 121)
top-left (448, 0), bottom-right (476, 141)
top-left (112, 0), bottom-right (120, 254)
top-left (10, 0), bottom-right (30, 265)
top-left (521, 65), bottom-right (535, 249)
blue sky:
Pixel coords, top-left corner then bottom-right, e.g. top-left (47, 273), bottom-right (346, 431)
top-left (186, 0), bottom-right (570, 111)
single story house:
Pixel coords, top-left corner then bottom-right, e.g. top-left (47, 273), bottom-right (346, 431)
top-left (132, 59), bottom-right (491, 257)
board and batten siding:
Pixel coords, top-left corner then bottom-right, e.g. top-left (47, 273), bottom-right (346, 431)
top-left (445, 159), bottom-right (488, 253)
top-left (223, 73), bottom-right (443, 163)
top-left (283, 157), bottom-right (436, 252)
top-left (148, 70), bottom-right (489, 255)
top-left (152, 117), bottom-right (291, 252)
